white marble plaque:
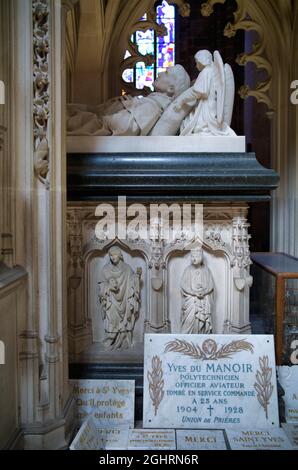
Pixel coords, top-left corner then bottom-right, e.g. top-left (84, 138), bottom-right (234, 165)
top-left (277, 366), bottom-right (298, 422)
top-left (176, 429), bottom-right (227, 450)
top-left (97, 426), bottom-right (130, 450)
top-left (70, 379), bottom-right (135, 427)
top-left (70, 416), bottom-right (104, 450)
top-left (282, 423), bottom-right (298, 449)
top-left (225, 428), bottom-right (293, 450)
top-left (143, 334), bottom-right (279, 429)
top-left (127, 429), bottom-right (176, 450)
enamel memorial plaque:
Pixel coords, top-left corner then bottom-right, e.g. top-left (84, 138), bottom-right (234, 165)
top-left (143, 334), bottom-right (279, 429)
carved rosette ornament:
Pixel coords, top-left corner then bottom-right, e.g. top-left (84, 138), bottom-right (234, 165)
top-left (33, 0), bottom-right (50, 187)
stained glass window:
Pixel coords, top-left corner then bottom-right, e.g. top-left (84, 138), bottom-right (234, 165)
top-left (122, 1), bottom-right (175, 91)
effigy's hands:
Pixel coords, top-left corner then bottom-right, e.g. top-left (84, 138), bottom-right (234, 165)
top-left (174, 86), bottom-right (197, 112)
top-left (173, 101), bottom-right (183, 112)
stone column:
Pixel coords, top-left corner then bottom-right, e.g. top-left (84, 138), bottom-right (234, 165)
top-left (10, 0), bottom-right (76, 449)
top-left (0, 0), bottom-right (14, 268)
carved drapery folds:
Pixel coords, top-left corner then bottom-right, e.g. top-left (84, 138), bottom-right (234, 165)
top-left (121, 0), bottom-right (190, 95)
top-left (33, 0), bottom-right (50, 187)
top-left (201, 0), bottom-right (273, 112)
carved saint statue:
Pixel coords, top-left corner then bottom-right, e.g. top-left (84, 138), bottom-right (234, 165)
top-left (179, 50), bottom-right (236, 136)
top-left (180, 248), bottom-right (214, 334)
top-left (67, 65), bottom-right (191, 136)
top-left (98, 246), bottom-right (142, 350)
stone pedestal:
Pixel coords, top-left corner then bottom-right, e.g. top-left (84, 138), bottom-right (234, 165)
top-left (67, 151), bottom-right (279, 371)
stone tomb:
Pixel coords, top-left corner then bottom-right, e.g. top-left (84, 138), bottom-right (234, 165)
top-left (67, 198), bottom-right (255, 362)
top-left (67, 143), bottom-right (278, 375)
top-left (143, 334), bottom-right (279, 429)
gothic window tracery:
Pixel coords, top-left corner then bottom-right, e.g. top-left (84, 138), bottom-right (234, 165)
top-left (122, 0), bottom-right (176, 92)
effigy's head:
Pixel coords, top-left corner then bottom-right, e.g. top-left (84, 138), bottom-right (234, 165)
top-left (195, 50), bottom-right (213, 71)
top-left (108, 246), bottom-right (123, 265)
top-left (153, 64), bottom-right (190, 97)
top-left (191, 247), bottom-right (204, 266)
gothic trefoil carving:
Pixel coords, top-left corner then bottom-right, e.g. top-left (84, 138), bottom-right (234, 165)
top-left (33, 0), bottom-right (50, 187)
top-left (200, 0), bottom-right (273, 113)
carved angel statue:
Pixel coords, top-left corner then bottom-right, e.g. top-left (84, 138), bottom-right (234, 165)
top-left (178, 49), bottom-right (236, 136)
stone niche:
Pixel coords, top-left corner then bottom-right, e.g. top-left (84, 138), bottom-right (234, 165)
top-left (67, 202), bottom-right (253, 363)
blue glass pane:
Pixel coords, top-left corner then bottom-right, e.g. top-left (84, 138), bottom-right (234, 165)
top-left (122, 69), bottom-right (134, 83)
top-left (156, 1), bottom-right (175, 20)
top-left (135, 63), bottom-right (154, 90)
top-left (157, 18), bottom-right (175, 43)
top-left (136, 29), bottom-right (154, 56)
top-left (156, 1), bottom-right (175, 70)
top-left (136, 29), bottom-right (154, 44)
top-left (157, 42), bottom-right (175, 69)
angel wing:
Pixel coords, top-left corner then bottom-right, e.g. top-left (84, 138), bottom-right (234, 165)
top-left (224, 63), bottom-right (235, 126)
top-left (213, 50), bottom-right (225, 127)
